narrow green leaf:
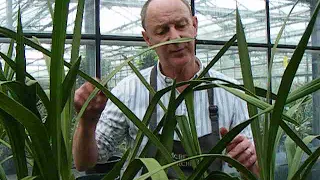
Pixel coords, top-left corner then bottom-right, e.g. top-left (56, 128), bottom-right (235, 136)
top-left (267, 1), bottom-right (320, 177)
top-left (0, 138), bottom-right (11, 149)
top-left (287, 78), bottom-right (320, 104)
top-left (62, 56), bottom-right (81, 108)
top-left (184, 91), bottom-right (201, 156)
top-left (176, 115), bottom-right (198, 169)
top-left (285, 134), bottom-right (296, 173)
top-left (0, 91), bottom-right (58, 179)
top-left (216, 83), bottom-right (312, 155)
top-left (31, 37), bottom-right (51, 74)
top-left (15, 8), bottom-right (26, 85)
top-left (49, 0), bottom-right (70, 174)
top-left (70, 0), bottom-right (85, 64)
top-left (300, 158), bottom-right (318, 180)
top-left (0, 111), bottom-right (28, 179)
top-left (0, 163), bottom-right (7, 180)
top-left (267, 0), bottom-right (300, 102)
top-left (46, 0), bottom-right (54, 20)
top-left (236, 8), bottom-right (263, 179)
top-left (102, 149), bottom-right (130, 180)
top-left (155, 80), bottom-right (177, 167)
top-left (136, 154), bottom-right (257, 180)
top-left (20, 176), bottom-right (38, 180)
top-left (204, 171), bottom-right (238, 180)
top-left (287, 135), bottom-right (320, 179)
top-left (198, 34), bottom-right (237, 78)
top-left (128, 61), bottom-right (166, 111)
top-left (139, 158), bottom-right (168, 180)
top-left (4, 40), bottom-right (14, 80)
top-left (0, 51), bottom-right (50, 124)
top-left (188, 114), bottom-right (258, 180)
top-left (291, 147), bottom-right (320, 180)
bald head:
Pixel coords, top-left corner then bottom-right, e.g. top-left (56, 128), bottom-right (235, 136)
top-left (140, 0), bottom-right (192, 30)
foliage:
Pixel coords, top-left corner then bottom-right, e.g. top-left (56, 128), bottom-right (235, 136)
top-left (0, 0), bottom-right (319, 180)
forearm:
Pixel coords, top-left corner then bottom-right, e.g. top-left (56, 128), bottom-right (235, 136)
top-left (72, 118), bottom-right (98, 171)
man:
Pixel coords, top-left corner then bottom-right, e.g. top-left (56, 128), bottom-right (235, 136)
top-left (73, 0), bottom-right (259, 177)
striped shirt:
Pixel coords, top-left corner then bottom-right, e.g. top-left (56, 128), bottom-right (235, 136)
top-left (96, 62), bottom-right (253, 164)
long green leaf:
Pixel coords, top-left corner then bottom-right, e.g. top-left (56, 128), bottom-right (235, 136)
top-left (0, 52), bottom-right (50, 126)
top-left (9, 8), bottom-right (29, 179)
top-left (155, 80), bottom-right (177, 166)
top-left (287, 135), bottom-right (320, 179)
top-left (49, 0), bottom-right (70, 175)
top-left (61, 56), bottom-right (82, 108)
top-left (0, 62), bottom-right (5, 81)
top-left (215, 84), bottom-right (312, 156)
top-left (176, 115), bottom-right (198, 169)
top-left (291, 147), bottom-right (320, 180)
top-left (204, 171), bottom-right (238, 180)
top-left (0, 163), bottom-right (7, 180)
top-left (267, 0), bottom-right (300, 102)
top-left (0, 91), bottom-right (58, 179)
top-left (136, 154), bottom-right (257, 180)
top-left (188, 113), bottom-right (257, 180)
top-left (184, 91), bottom-right (201, 156)
top-left (198, 34), bottom-right (237, 78)
top-left (3, 40), bottom-right (14, 80)
top-left (267, 1), bottom-right (320, 178)
top-left (0, 111), bottom-right (27, 179)
top-left (101, 149), bottom-right (130, 180)
top-left (236, 8), bottom-right (263, 179)
top-left (122, 158), bottom-right (168, 180)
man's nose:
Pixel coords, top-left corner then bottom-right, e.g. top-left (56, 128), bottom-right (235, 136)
top-left (168, 27), bottom-right (181, 40)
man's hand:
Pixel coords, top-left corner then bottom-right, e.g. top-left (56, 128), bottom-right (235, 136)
top-left (73, 80), bottom-right (107, 171)
top-left (220, 127), bottom-right (259, 176)
top-left (74, 81), bottom-right (107, 122)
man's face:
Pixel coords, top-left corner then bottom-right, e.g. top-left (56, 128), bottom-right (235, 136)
top-left (142, 0), bottom-right (198, 70)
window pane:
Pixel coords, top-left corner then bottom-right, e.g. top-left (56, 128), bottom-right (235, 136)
top-left (0, 0), bottom-right (94, 34)
top-left (100, 0), bottom-right (147, 36)
top-left (196, 45), bottom-right (268, 88)
top-left (196, 0), bottom-right (266, 43)
top-left (269, 0), bottom-right (317, 46)
top-left (100, 41), bottom-right (152, 88)
top-left (0, 41), bottom-right (96, 89)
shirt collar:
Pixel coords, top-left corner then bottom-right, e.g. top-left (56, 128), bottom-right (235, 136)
top-left (156, 58), bottom-right (203, 86)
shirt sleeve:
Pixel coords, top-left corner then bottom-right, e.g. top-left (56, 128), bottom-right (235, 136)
top-left (95, 84), bottom-right (129, 163)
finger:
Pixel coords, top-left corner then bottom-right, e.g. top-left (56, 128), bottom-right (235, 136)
top-left (227, 138), bottom-right (250, 158)
top-left (236, 146), bottom-right (254, 163)
top-left (226, 134), bottom-right (246, 152)
top-left (220, 127), bottom-right (228, 137)
top-left (243, 152), bottom-right (257, 168)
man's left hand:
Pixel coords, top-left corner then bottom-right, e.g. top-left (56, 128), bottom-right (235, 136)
top-left (220, 127), bottom-right (259, 176)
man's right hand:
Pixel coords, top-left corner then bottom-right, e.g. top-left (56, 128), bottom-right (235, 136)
top-left (74, 81), bottom-right (108, 123)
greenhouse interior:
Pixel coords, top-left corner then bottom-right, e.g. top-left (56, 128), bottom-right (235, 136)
top-left (0, 0), bottom-right (320, 179)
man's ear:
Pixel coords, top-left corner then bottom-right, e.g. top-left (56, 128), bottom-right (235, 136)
top-left (142, 31), bottom-right (151, 46)
top-left (192, 16), bottom-right (198, 37)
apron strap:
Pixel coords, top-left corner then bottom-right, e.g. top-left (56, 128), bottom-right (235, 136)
top-left (148, 65), bottom-right (222, 173)
top-left (149, 64), bottom-right (158, 131)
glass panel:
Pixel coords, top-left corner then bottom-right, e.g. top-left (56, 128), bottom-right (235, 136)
top-left (196, 44), bottom-right (268, 89)
top-left (100, 0), bottom-right (193, 36)
top-left (100, 41), bottom-right (152, 88)
top-left (269, 0), bottom-right (316, 46)
top-left (0, 41), bottom-right (96, 89)
top-left (100, 0), bottom-right (147, 36)
top-left (196, 0), bottom-right (266, 43)
top-left (0, 0), bottom-right (94, 34)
